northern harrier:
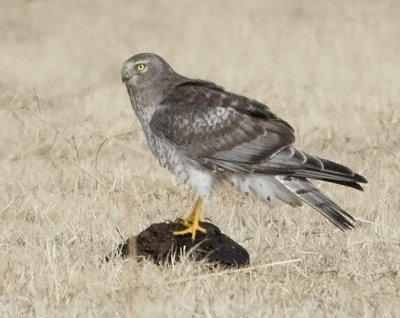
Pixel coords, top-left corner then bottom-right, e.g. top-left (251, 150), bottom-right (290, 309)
top-left (122, 53), bottom-right (367, 239)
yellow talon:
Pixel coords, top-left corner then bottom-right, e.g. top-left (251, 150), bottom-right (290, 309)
top-left (174, 222), bottom-right (207, 240)
top-left (173, 197), bottom-right (207, 240)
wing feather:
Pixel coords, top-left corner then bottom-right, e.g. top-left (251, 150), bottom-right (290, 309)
top-left (151, 82), bottom-right (295, 164)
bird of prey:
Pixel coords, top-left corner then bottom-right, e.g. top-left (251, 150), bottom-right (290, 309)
top-left (121, 53), bottom-right (367, 240)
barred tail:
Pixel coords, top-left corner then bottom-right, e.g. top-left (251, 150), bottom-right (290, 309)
top-left (275, 175), bottom-right (355, 230)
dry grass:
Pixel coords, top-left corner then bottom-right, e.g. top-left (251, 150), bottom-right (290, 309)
top-left (1, 0), bottom-right (400, 316)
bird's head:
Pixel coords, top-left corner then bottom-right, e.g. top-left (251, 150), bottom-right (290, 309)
top-left (121, 53), bottom-right (176, 93)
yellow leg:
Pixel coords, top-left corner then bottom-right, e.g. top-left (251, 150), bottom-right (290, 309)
top-left (173, 197), bottom-right (207, 240)
top-left (181, 198), bottom-right (206, 226)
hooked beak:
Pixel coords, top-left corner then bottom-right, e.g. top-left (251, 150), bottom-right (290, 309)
top-left (121, 61), bottom-right (134, 83)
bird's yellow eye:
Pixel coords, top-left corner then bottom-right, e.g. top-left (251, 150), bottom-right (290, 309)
top-left (136, 63), bottom-right (147, 73)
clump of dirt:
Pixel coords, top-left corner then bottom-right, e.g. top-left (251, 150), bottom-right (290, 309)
top-left (107, 220), bottom-right (249, 268)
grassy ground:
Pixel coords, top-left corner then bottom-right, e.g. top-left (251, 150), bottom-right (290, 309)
top-left (1, 0), bottom-right (399, 316)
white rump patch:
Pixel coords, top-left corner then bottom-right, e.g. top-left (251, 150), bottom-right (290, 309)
top-left (230, 174), bottom-right (302, 207)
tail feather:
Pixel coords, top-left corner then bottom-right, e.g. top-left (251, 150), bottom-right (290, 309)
top-left (291, 170), bottom-right (366, 190)
top-left (298, 157), bottom-right (368, 185)
top-left (275, 175), bottom-right (355, 230)
top-left (319, 179), bottom-right (364, 191)
top-left (259, 147), bottom-right (368, 189)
